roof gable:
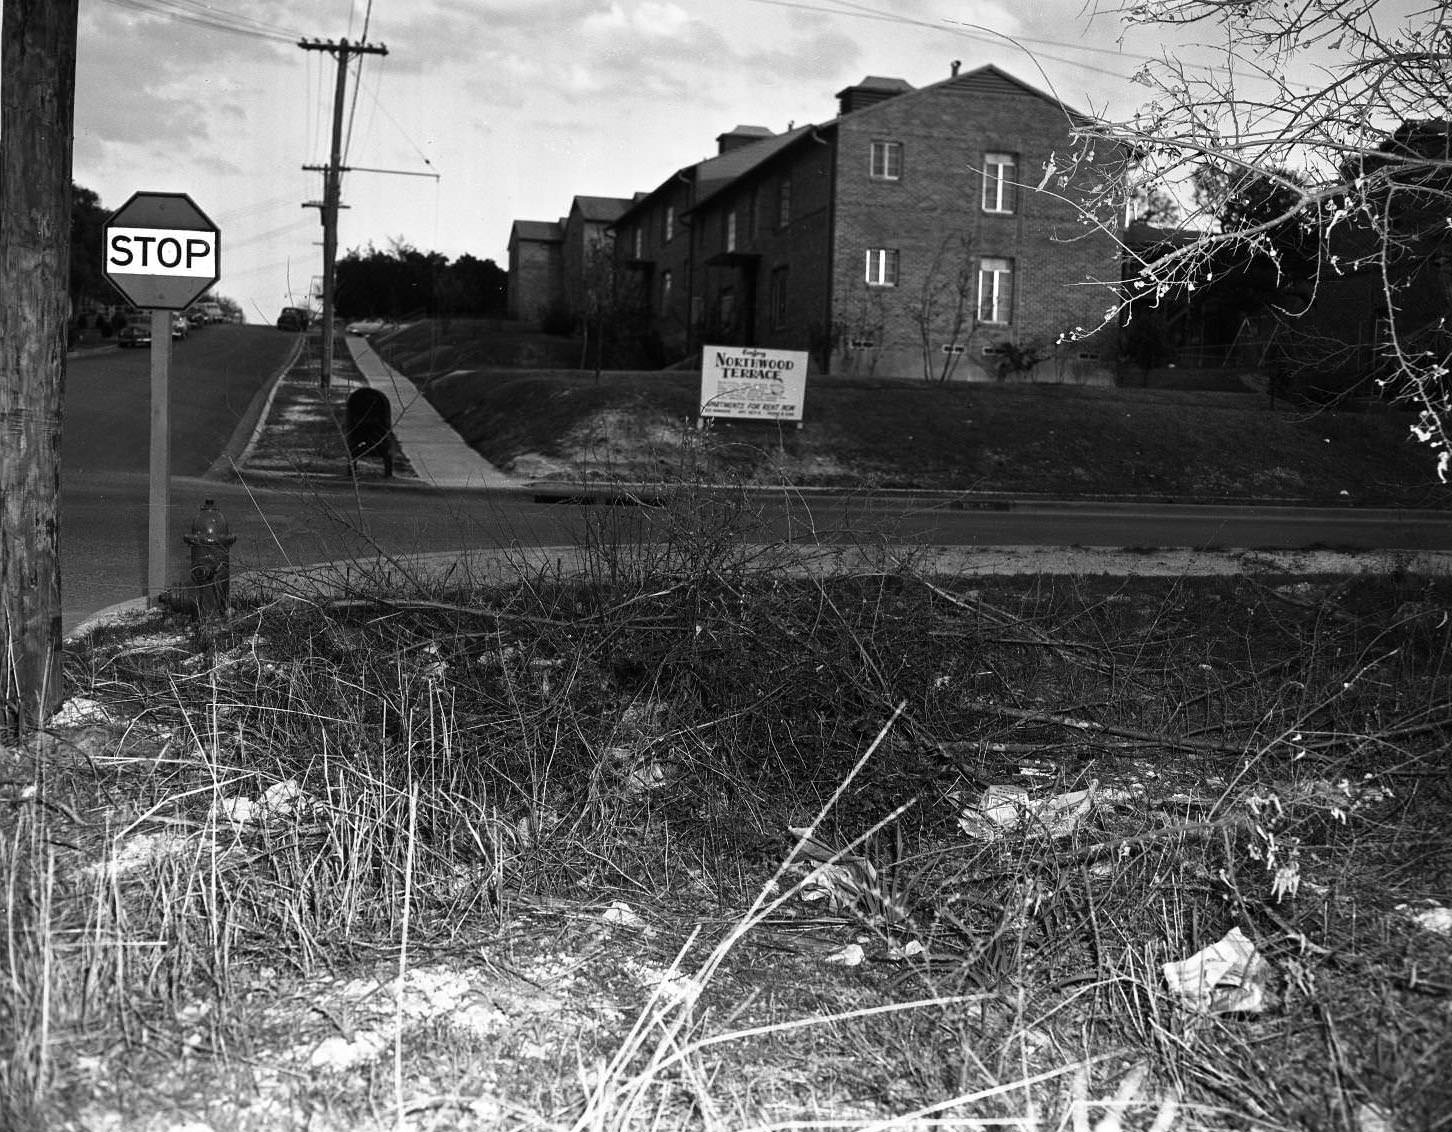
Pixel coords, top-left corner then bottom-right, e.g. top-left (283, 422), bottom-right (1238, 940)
top-left (849, 63), bottom-right (1097, 129)
top-left (570, 195), bottom-right (635, 223)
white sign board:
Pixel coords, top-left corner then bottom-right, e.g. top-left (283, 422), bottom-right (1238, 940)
top-left (105, 228), bottom-right (219, 277)
top-left (699, 345), bottom-right (808, 422)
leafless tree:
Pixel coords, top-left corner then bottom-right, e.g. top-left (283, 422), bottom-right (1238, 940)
top-left (1069, 0), bottom-right (1452, 471)
top-left (911, 233), bottom-right (980, 384)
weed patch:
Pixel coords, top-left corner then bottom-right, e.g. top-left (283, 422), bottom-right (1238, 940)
top-left (4, 504), bottom-right (1450, 1130)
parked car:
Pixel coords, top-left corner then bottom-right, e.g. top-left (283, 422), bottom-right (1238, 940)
top-left (186, 308), bottom-right (208, 328)
top-left (117, 316), bottom-right (152, 348)
top-left (171, 313), bottom-right (190, 340)
top-left (277, 306), bottom-right (310, 332)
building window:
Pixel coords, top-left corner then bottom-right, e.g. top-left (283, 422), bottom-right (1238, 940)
top-left (778, 177), bottom-right (792, 227)
top-left (870, 140), bottom-right (903, 180)
top-left (769, 266), bottom-right (788, 329)
top-left (717, 286), bottom-right (736, 329)
top-left (982, 152), bottom-right (1018, 214)
top-left (664, 205), bottom-right (675, 243)
top-left (632, 226), bottom-right (643, 259)
top-left (865, 248), bottom-right (899, 287)
top-left (977, 257), bottom-right (1013, 324)
top-left (725, 210), bottom-right (737, 253)
top-left (661, 270), bottom-right (673, 313)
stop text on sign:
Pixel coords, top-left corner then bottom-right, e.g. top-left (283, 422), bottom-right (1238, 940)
top-left (105, 228), bottom-right (219, 277)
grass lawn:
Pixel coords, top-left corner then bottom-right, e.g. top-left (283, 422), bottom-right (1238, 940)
top-left (371, 321), bottom-right (1446, 507)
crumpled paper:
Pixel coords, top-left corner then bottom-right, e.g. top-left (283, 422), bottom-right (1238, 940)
top-left (210, 778), bottom-right (314, 826)
top-left (1162, 927), bottom-right (1272, 1014)
top-left (959, 782), bottom-right (1098, 840)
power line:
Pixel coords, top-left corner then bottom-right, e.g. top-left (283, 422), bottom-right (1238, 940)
top-left (742, 0), bottom-right (1137, 81)
top-left (97, 0), bottom-right (302, 44)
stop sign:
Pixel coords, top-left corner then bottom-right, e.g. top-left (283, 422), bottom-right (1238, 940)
top-left (103, 191), bottom-right (220, 310)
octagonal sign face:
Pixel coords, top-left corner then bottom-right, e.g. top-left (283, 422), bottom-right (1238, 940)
top-left (103, 191), bottom-right (220, 310)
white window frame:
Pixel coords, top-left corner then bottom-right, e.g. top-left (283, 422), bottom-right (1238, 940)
top-left (664, 205), bottom-right (675, 243)
top-left (661, 270), bottom-right (673, 312)
top-left (726, 210), bottom-right (737, 253)
top-left (870, 140), bottom-right (903, 181)
top-left (982, 152), bottom-right (1017, 214)
top-left (865, 248), bottom-right (899, 287)
top-left (778, 177), bottom-right (792, 227)
top-left (977, 257), bottom-right (1013, 324)
top-left (632, 226), bottom-right (643, 259)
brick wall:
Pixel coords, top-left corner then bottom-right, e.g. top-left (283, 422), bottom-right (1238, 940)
top-left (615, 182), bottom-right (697, 359)
top-left (829, 77), bottom-right (1123, 381)
top-left (690, 141), bottom-right (836, 365)
top-left (507, 236), bottom-right (562, 326)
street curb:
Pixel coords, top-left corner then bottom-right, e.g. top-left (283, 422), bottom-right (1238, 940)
top-left (64, 543), bottom-right (1452, 644)
top-left (206, 334), bottom-right (307, 480)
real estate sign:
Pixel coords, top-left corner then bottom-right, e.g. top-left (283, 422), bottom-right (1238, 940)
top-left (700, 345), bottom-right (807, 422)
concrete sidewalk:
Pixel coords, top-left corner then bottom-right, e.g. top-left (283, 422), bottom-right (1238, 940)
top-left (346, 335), bottom-right (515, 490)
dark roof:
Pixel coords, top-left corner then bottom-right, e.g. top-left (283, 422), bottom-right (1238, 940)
top-left (834, 75), bottom-right (915, 98)
top-left (571, 195), bottom-right (635, 223)
top-left (690, 125), bottom-right (816, 211)
top-left (719, 124), bottom-right (775, 140)
top-left (510, 219), bottom-right (563, 243)
top-left (613, 64), bottom-right (1104, 232)
top-left (612, 170), bottom-right (691, 226)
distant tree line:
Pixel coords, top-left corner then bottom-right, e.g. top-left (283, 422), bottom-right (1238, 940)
top-left (336, 239), bottom-right (507, 320)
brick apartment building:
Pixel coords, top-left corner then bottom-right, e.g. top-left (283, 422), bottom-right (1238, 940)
top-left (509, 63), bottom-right (1128, 381)
top-left (508, 195), bottom-right (637, 326)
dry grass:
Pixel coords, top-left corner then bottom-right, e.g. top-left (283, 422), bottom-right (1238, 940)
top-left (240, 334), bottom-right (417, 481)
top-left (3, 490), bottom-right (1450, 1131)
top-left (371, 320), bottom-right (1447, 507)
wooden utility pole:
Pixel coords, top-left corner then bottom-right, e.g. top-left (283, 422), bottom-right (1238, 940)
top-left (299, 37), bottom-right (387, 388)
top-left (0, 0), bottom-right (79, 737)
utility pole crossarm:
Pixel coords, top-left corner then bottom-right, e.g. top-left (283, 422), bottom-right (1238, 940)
top-left (298, 36), bottom-right (388, 388)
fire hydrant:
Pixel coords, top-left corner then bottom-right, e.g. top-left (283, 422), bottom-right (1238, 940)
top-left (182, 499), bottom-right (236, 618)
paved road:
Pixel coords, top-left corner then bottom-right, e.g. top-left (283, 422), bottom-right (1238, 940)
top-left (61, 327), bottom-right (618, 631)
top-left (59, 331), bottom-right (1452, 634)
top-left (65, 324), bottom-right (293, 476)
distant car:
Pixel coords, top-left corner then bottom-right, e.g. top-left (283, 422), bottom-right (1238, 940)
top-left (277, 307), bottom-right (310, 332)
top-left (117, 316), bottom-right (152, 348)
top-left (171, 313), bottom-right (190, 340)
top-left (186, 308), bottom-right (208, 328)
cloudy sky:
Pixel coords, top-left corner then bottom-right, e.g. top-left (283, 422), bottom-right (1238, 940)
top-left (72, 0), bottom-right (1211, 323)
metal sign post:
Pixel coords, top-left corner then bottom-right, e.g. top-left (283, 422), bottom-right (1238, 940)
top-left (148, 310), bottom-right (172, 604)
top-left (102, 192), bottom-right (220, 606)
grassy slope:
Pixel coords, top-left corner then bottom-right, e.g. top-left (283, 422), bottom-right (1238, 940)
top-left (381, 320), bottom-right (1445, 506)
